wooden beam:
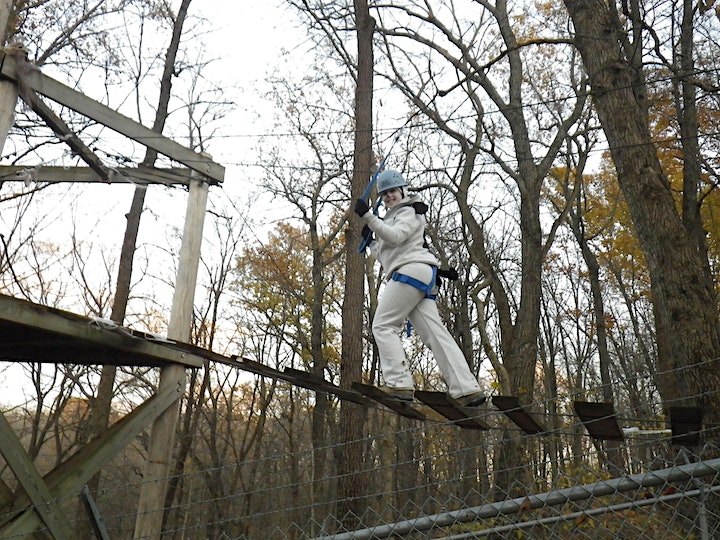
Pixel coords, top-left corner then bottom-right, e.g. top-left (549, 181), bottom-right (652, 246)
top-left (134, 171), bottom-right (208, 538)
top-left (0, 412), bottom-right (75, 538)
top-left (25, 91), bottom-right (112, 182)
top-left (284, 367), bottom-right (370, 405)
top-left (0, 375), bottom-right (185, 537)
top-left (0, 51), bottom-right (224, 184)
top-left (0, 165), bottom-right (193, 186)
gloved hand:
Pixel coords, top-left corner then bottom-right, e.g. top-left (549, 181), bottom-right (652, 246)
top-left (358, 224), bottom-right (374, 252)
top-left (412, 201), bottom-right (428, 215)
top-left (438, 267), bottom-right (459, 280)
top-left (354, 199), bottom-right (370, 217)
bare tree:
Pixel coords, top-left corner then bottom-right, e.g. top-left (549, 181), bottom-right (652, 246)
top-left (372, 0), bottom-right (589, 498)
top-left (563, 0), bottom-right (720, 447)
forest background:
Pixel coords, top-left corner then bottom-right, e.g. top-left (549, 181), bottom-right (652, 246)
top-left (1, 0), bottom-right (720, 538)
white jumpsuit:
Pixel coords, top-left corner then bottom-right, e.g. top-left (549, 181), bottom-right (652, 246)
top-left (362, 194), bottom-right (483, 399)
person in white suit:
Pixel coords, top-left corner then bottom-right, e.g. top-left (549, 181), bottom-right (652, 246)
top-left (354, 169), bottom-right (485, 407)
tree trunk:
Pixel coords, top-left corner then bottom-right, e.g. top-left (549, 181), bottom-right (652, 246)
top-left (310, 224), bottom-right (331, 532)
top-left (566, 184), bottom-right (625, 474)
top-left (563, 0), bottom-right (720, 439)
top-left (677, 0), bottom-right (710, 277)
top-left (336, 0), bottom-right (373, 530)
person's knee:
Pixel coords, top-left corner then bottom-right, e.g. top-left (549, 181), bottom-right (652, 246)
top-left (371, 319), bottom-right (385, 336)
top-left (372, 317), bottom-right (396, 338)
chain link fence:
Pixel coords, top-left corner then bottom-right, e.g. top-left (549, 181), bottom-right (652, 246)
top-left (120, 405), bottom-right (719, 540)
top-left (4, 373), bottom-right (717, 539)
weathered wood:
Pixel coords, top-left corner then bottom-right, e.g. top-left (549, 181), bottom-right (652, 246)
top-left (0, 0), bottom-right (17, 155)
top-left (0, 378), bottom-right (184, 536)
top-left (25, 91), bottom-right (112, 182)
top-left (284, 367), bottom-right (370, 405)
top-left (0, 412), bottom-right (75, 538)
top-left (415, 390), bottom-right (490, 430)
top-left (573, 401), bottom-right (624, 441)
top-left (134, 171), bottom-right (209, 539)
top-left (0, 50), bottom-right (224, 183)
top-left (492, 395), bottom-right (546, 435)
top-left (353, 382), bottom-right (427, 421)
top-left (0, 164), bottom-right (192, 185)
top-left (0, 75), bottom-right (15, 154)
top-left (0, 293), bottom-right (204, 367)
top-left (670, 406), bottom-right (703, 447)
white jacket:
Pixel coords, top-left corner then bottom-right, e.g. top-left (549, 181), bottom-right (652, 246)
top-left (362, 193), bottom-right (439, 280)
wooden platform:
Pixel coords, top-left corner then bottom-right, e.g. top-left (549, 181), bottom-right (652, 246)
top-left (0, 293), bottom-right (204, 368)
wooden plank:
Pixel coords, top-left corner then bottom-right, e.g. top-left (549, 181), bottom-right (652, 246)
top-left (0, 51), bottom-right (224, 184)
top-left (0, 164), bottom-right (192, 186)
top-left (492, 396), bottom-right (546, 435)
top-left (0, 294), bottom-right (204, 367)
top-left (415, 390), bottom-right (490, 430)
top-left (573, 401), bottom-right (624, 441)
top-left (670, 406), bottom-right (702, 446)
top-left (352, 382), bottom-right (427, 421)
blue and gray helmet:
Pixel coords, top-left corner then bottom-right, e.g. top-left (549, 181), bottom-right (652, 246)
top-left (376, 169), bottom-right (406, 194)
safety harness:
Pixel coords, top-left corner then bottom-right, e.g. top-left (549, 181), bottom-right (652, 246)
top-left (390, 265), bottom-right (438, 300)
top-left (391, 266), bottom-right (437, 337)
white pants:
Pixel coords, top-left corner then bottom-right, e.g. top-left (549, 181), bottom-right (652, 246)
top-left (372, 263), bottom-right (483, 398)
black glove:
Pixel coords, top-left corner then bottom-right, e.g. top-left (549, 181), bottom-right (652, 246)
top-left (412, 201), bottom-right (428, 215)
top-left (438, 267), bottom-right (459, 280)
top-left (436, 268), bottom-right (458, 287)
top-left (354, 198), bottom-right (370, 217)
top-left (358, 224), bottom-right (374, 252)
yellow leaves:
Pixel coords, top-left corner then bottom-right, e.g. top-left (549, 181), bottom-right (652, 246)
top-left (234, 220), bottom-right (344, 365)
top-left (546, 160), bottom-right (652, 303)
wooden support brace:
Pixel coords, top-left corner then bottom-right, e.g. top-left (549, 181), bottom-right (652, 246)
top-left (0, 50), bottom-right (224, 183)
top-left (0, 411), bottom-right (76, 538)
top-left (0, 373), bottom-right (185, 537)
top-left (23, 90), bottom-right (112, 182)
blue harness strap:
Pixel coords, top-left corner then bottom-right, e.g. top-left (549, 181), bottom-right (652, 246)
top-left (391, 266), bottom-right (438, 300)
top-left (391, 266), bottom-right (437, 337)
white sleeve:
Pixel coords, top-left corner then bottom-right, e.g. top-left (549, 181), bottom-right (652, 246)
top-left (363, 207), bottom-right (422, 247)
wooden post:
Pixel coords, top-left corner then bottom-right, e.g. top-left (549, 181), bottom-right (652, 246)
top-left (0, 0), bottom-right (17, 153)
top-left (133, 165), bottom-right (210, 539)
